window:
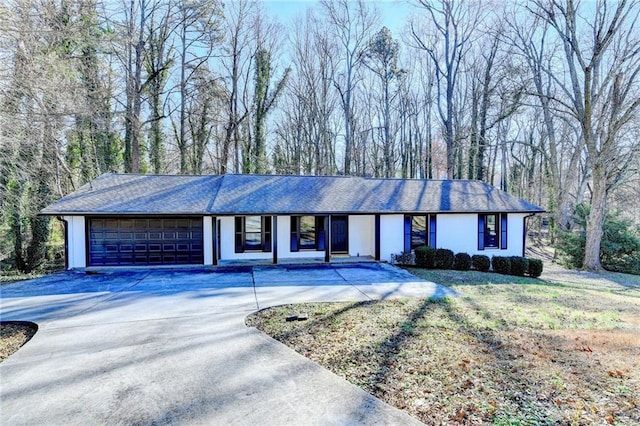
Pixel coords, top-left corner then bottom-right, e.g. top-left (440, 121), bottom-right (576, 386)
top-left (478, 213), bottom-right (507, 250)
top-left (235, 216), bottom-right (271, 253)
top-left (404, 215), bottom-right (437, 252)
top-left (290, 216), bottom-right (326, 251)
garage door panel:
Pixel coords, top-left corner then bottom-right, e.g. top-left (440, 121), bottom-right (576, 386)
top-left (88, 217), bottom-right (204, 266)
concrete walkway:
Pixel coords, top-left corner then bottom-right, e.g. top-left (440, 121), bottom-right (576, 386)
top-left (1, 263), bottom-right (454, 425)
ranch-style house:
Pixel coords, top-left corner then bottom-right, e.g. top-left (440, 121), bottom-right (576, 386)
top-left (41, 173), bottom-right (544, 269)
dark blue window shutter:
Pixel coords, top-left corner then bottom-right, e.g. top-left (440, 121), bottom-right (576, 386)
top-left (263, 216), bottom-right (272, 252)
top-left (429, 215), bottom-right (437, 247)
top-left (315, 216), bottom-right (325, 251)
top-left (404, 215), bottom-right (411, 252)
top-left (235, 217), bottom-right (244, 253)
top-left (478, 215), bottom-right (485, 251)
top-left (290, 216), bottom-right (299, 252)
top-left (501, 213), bottom-right (508, 250)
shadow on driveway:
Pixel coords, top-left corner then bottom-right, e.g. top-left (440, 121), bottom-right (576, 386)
top-left (0, 263), bottom-right (449, 425)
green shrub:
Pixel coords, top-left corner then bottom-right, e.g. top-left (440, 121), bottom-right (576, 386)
top-left (557, 204), bottom-right (640, 274)
top-left (415, 246), bottom-right (436, 269)
top-left (510, 256), bottom-right (529, 276)
top-left (434, 248), bottom-right (454, 269)
top-left (453, 253), bottom-right (472, 271)
top-left (472, 254), bottom-right (490, 272)
top-left (492, 256), bottom-right (511, 274)
top-left (528, 258), bottom-right (544, 278)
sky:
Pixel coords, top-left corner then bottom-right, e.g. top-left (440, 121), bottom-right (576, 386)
top-left (262, 0), bottom-right (412, 34)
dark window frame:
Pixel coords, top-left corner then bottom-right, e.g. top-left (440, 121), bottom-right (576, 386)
top-left (404, 214), bottom-right (437, 252)
top-left (478, 213), bottom-right (507, 250)
top-left (235, 216), bottom-right (272, 253)
top-left (290, 216), bottom-right (326, 252)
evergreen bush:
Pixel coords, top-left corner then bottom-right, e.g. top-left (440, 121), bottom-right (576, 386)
top-left (472, 254), bottom-right (491, 272)
top-left (510, 256), bottom-right (529, 276)
top-left (453, 253), bottom-right (472, 271)
top-left (558, 204), bottom-right (640, 274)
top-left (492, 256), bottom-right (511, 274)
top-left (415, 246), bottom-right (436, 269)
top-left (528, 259), bottom-right (544, 278)
top-left (434, 248), bottom-right (455, 269)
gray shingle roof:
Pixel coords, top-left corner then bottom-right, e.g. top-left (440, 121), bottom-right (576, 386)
top-left (41, 174), bottom-right (223, 214)
top-left (41, 173), bottom-right (543, 215)
top-left (364, 178), bottom-right (542, 213)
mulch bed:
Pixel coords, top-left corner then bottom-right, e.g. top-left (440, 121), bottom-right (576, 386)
top-left (0, 322), bottom-right (38, 362)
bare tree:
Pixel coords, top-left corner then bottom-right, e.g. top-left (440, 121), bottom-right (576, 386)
top-left (171, 0), bottom-right (222, 174)
top-left (273, 10), bottom-right (339, 176)
top-left (145, 1), bottom-right (173, 174)
top-left (505, 10), bottom-right (586, 237)
top-left (411, 0), bottom-right (481, 179)
top-left (120, 0), bottom-right (149, 173)
top-left (185, 65), bottom-right (224, 174)
top-left (320, 0), bottom-right (377, 175)
top-left (218, 0), bottom-right (256, 174)
top-left (364, 26), bottom-right (403, 178)
top-left (531, 0), bottom-right (640, 270)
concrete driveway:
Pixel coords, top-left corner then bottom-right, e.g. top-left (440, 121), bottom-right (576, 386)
top-left (1, 263), bottom-right (454, 425)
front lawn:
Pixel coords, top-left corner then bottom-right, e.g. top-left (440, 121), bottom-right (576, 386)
top-left (246, 266), bottom-right (640, 425)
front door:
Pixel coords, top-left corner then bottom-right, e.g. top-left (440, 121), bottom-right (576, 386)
top-left (331, 216), bottom-right (348, 253)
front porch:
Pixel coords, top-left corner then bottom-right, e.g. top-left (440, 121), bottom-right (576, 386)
top-left (217, 255), bottom-right (377, 267)
top-left (212, 214), bottom-right (389, 266)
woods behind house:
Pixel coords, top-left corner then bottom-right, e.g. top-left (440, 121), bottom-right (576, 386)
top-left (1, 0), bottom-right (639, 273)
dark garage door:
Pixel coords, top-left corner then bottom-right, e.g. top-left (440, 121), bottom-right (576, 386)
top-left (88, 218), bottom-right (204, 266)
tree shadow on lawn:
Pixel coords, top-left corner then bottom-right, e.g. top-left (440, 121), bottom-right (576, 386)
top-left (247, 300), bottom-right (376, 344)
top-left (437, 296), bottom-right (639, 424)
top-left (298, 293), bottom-right (640, 424)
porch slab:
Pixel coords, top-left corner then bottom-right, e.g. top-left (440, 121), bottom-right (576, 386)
top-left (217, 255), bottom-right (377, 267)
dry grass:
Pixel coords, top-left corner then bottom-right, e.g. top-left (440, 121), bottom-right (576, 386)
top-left (247, 265), bottom-right (640, 425)
top-left (0, 271), bottom-right (43, 285)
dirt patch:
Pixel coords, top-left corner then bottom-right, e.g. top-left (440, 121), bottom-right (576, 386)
top-left (247, 266), bottom-right (640, 424)
top-left (0, 322), bottom-right (38, 362)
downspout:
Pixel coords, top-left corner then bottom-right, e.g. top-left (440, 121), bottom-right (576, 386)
top-left (57, 216), bottom-right (69, 270)
top-left (523, 213), bottom-right (537, 257)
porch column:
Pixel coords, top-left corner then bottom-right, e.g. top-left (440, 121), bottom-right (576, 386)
top-left (272, 215), bottom-right (278, 264)
top-left (324, 215), bottom-right (330, 262)
top-left (211, 216), bottom-right (218, 266)
top-left (203, 216), bottom-right (214, 266)
top-left (375, 214), bottom-right (381, 261)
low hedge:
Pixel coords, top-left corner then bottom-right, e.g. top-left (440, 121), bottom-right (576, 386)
top-left (472, 254), bottom-right (491, 272)
top-left (435, 248), bottom-right (455, 269)
top-left (412, 248), bottom-right (543, 278)
top-left (453, 253), bottom-right (472, 271)
top-left (509, 256), bottom-right (529, 276)
top-left (492, 256), bottom-right (511, 274)
top-left (528, 259), bottom-right (544, 277)
top-left (415, 246), bottom-right (436, 269)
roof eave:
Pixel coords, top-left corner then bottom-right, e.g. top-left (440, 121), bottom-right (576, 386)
top-left (42, 208), bottom-right (545, 216)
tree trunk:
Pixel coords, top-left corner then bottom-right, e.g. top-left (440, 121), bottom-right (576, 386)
top-left (583, 163), bottom-right (606, 270)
